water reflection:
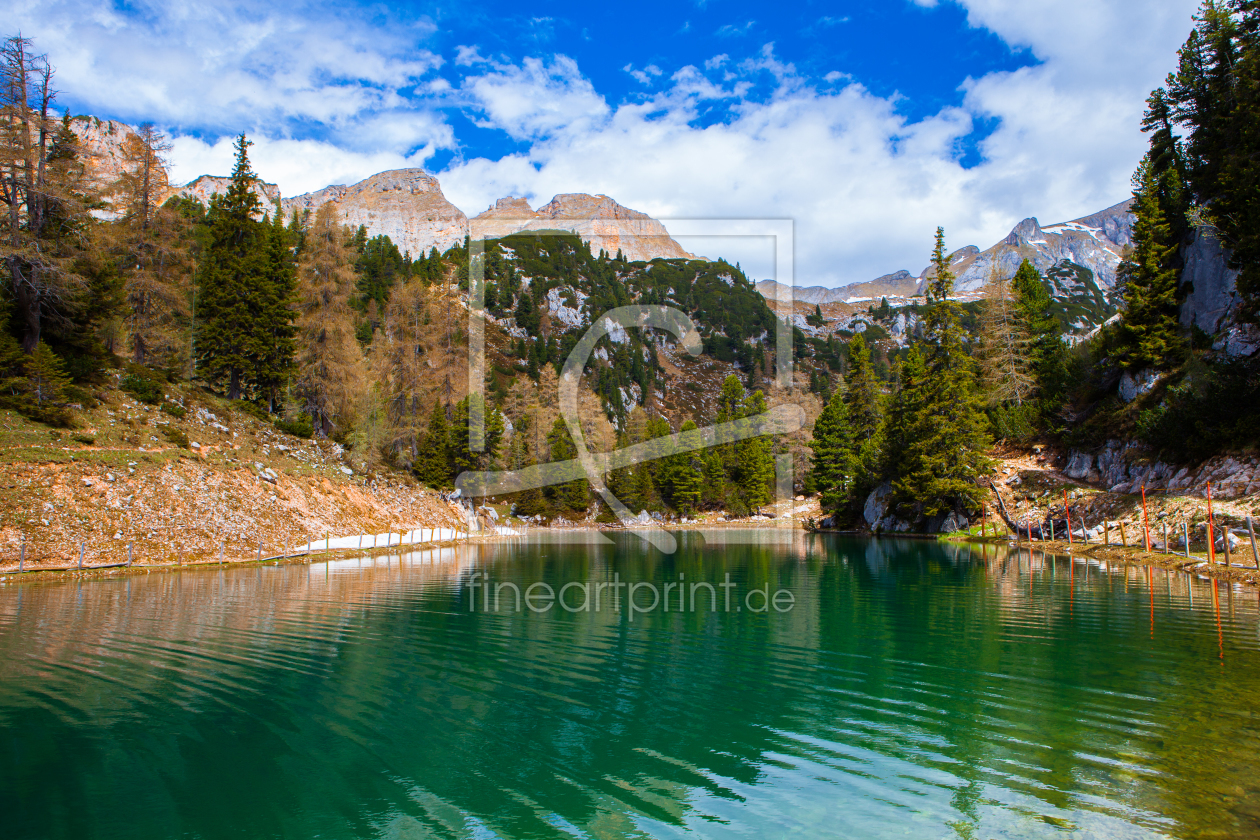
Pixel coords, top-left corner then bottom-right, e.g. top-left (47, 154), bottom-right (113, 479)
top-left (0, 533), bottom-right (1258, 839)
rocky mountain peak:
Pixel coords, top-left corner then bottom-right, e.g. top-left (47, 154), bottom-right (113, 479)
top-left (281, 168), bottom-right (469, 258)
top-left (1006, 217), bottom-right (1043, 245)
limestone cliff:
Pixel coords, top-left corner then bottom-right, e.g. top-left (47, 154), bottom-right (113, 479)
top-left (471, 193), bottom-right (694, 262)
top-left (281, 169), bottom-right (469, 258)
top-left (68, 116), bottom-right (143, 204)
top-left (161, 174), bottom-right (281, 210)
top-left (916, 200), bottom-right (1135, 296)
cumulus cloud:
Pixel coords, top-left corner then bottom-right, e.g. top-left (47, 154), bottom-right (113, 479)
top-left (13, 0), bottom-right (1205, 287)
top-left (13, 0), bottom-right (450, 150)
top-left (438, 0), bottom-right (1200, 286)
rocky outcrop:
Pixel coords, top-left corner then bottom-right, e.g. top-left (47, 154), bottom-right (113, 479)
top-left (1063, 440), bottom-right (1260, 499)
top-left (68, 116), bottom-right (143, 207)
top-left (756, 270), bottom-right (919, 305)
top-left (282, 169), bottom-right (469, 258)
top-left (1180, 226), bottom-right (1240, 334)
top-left (162, 174), bottom-right (281, 212)
top-left (472, 193), bottom-right (694, 263)
top-left (917, 201), bottom-right (1134, 297)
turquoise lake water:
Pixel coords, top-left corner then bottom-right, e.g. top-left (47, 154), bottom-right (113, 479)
top-left (2, 532), bottom-right (1259, 839)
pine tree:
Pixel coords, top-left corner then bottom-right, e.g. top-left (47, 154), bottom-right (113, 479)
top-left (194, 134), bottom-right (269, 400)
top-left (546, 415), bottom-right (589, 512)
top-left (25, 340), bottom-right (70, 403)
top-left (810, 388), bottom-right (851, 513)
top-left (891, 229), bottom-right (990, 520)
top-left (844, 332), bottom-right (883, 499)
top-left (1116, 108), bottom-right (1188, 371)
top-left (736, 389), bottom-right (776, 510)
top-left (414, 400), bottom-right (452, 488)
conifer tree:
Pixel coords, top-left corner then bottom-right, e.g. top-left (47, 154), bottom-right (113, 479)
top-left (253, 210), bottom-right (298, 409)
top-left (809, 388), bottom-right (851, 513)
top-left (1010, 260), bottom-right (1068, 413)
top-left (736, 389), bottom-right (776, 510)
top-left (843, 332), bottom-right (883, 498)
top-left (668, 420), bottom-right (703, 514)
top-left (194, 134), bottom-right (269, 400)
top-left (1116, 90), bottom-right (1189, 370)
top-left (449, 394), bottom-right (505, 478)
top-left (546, 415), bottom-right (589, 512)
top-left (977, 264), bottom-right (1035, 405)
top-left (25, 340), bottom-right (70, 403)
top-left (891, 229), bottom-right (990, 520)
top-left (294, 205), bottom-right (367, 435)
top-left (414, 400), bottom-right (452, 488)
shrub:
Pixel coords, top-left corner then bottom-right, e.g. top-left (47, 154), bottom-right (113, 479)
top-left (232, 400), bottom-right (271, 422)
top-left (72, 433), bottom-right (95, 445)
top-left (121, 372), bottom-right (163, 404)
top-left (161, 402), bottom-right (187, 418)
top-left (162, 426), bottom-right (190, 448)
top-left (275, 414), bottom-right (314, 439)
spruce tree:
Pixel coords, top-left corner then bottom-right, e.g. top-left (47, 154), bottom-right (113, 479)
top-left (254, 210), bottom-right (298, 409)
top-left (843, 332), bottom-right (883, 500)
top-left (891, 229), bottom-right (990, 520)
top-left (809, 388), bottom-right (851, 513)
top-left (1011, 259), bottom-right (1068, 414)
top-left (25, 340), bottom-right (70, 404)
top-left (1116, 89), bottom-right (1189, 370)
top-left (546, 415), bottom-right (590, 512)
top-left (736, 389), bottom-right (776, 510)
top-left (194, 134), bottom-right (269, 400)
top-left (414, 400), bottom-right (452, 488)
top-left (669, 420), bottom-right (703, 514)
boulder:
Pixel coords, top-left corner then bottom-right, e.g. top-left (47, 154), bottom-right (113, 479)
top-left (939, 511), bottom-right (968, 534)
top-left (864, 482), bottom-right (893, 529)
top-left (1118, 369), bottom-right (1159, 403)
top-left (1064, 450), bottom-right (1095, 480)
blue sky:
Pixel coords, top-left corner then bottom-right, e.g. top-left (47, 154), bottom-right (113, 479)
top-left (14, 0), bottom-right (1202, 286)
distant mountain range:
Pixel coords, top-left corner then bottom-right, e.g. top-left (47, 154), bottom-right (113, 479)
top-left (69, 115), bottom-right (1131, 334)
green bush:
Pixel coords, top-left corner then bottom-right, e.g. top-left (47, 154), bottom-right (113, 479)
top-left (161, 402), bottom-right (187, 418)
top-left (276, 414), bottom-right (314, 439)
top-left (121, 372), bottom-right (163, 404)
top-left (232, 399), bottom-right (271, 422)
top-left (72, 433), bottom-right (95, 445)
top-left (162, 426), bottom-right (190, 449)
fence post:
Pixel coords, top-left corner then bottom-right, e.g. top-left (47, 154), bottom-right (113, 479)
top-left (1140, 486), bottom-right (1151, 552)
top-left (1063, 490), bottom-right (1073, 545)
top-left (219, 542), bottom-right (224, 564)
top-left (1206, 483), bottom-right (1216, 566)
top-left (78, 542), bottom-right (84, 570)
top-left (1183, 522), bottom-right (1190, 558)
top-left (1163, 523), bottom-right (1168, 555)
top-left (257, 541), bottom-right (262, 562)
top-left (1248, 517), bottom-right (1259, 570)
top-left (19, 541), bottom-right (24, 573)
top-left (1120, 521), bottom-right (1127, 547)
top-left (1049, 520), bottom-right (1055, 542)
top-left (128, 543), bottom-right (133, 567)
top-left (1104, 520), bottom-right (1109, 546)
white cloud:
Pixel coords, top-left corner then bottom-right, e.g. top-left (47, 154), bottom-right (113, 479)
top-left (168, 134), bottom-right (436, 198)
top-left (16, 0), bottom-right (1206, 288)
top-left (13, 0), bottom-right (450, 151)
top-left (436, 1), bottom-right (1201, 286)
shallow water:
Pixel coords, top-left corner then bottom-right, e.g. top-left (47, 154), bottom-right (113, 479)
top-left (2, 533), bottom-right (1259, 839)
